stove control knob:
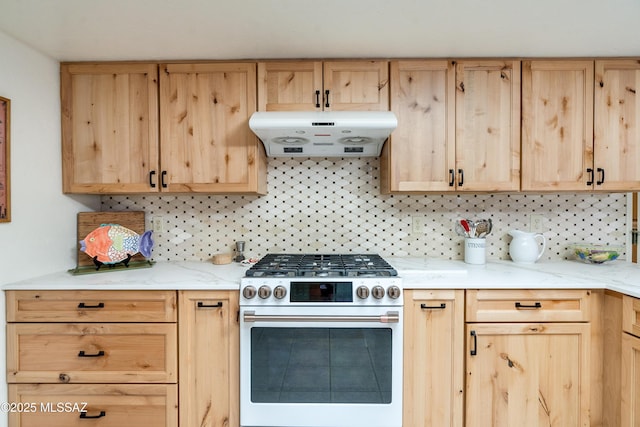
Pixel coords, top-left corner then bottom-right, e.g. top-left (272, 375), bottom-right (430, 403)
top-left (242, 285), bottom-right (257, 299)
top-left (258, 285), bottom-right (272, 299)
top-left (356, 285), bottom-right (370, 299)
top-left (372, 285), bottom-right (385, 299)
top-left (387, 285), bottom-right (401, 299)
top-left (273, 285), bottom-right (287, 299)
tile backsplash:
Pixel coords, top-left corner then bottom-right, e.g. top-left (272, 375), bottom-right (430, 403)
top-left (101, 158), bottom-right (628, 262)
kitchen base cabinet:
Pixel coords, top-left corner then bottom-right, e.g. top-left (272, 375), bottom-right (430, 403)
top-left (178, 290), bottom-right (239, 427)
top-left (5, 290), bottom-right (178, 427)
top-left (621, 332), bottom-right (640, 426)
top-left (8, 384), bottom-right (177, 427)
top-left (403, 289), bottom-right (464, 427)
top-left (465, 289), bottom-right (600, 427)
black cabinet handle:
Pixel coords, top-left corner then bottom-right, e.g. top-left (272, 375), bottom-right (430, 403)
top-left (78, 350), bottom-right (105, 358)
top-left (596, 168), bottom-right (605, 185)
top-left (77, 302), bottom-right (104, 309)
top-left (197, 301), bottom-right (223, 309)
top-left (458, 169), bottom-right (464, 187)
top-left (515, 302), bottom-right (542, 309)
top-left (315, 90), bottom-right (321, 108)
top-left (161, 171), bottom-right (168, 188)
top-left (448, 169), bottom-right (455, 187)
top-left (325, 90), bottom-right (330, 108)
top-left (79, 411), bottom-right (106, 419)
top-left (586, 168), bottom-right (594, 186)
top-left (470, 330), bottom-right (477, 356)
top-left (421, 303), bottom-right (446, 310)
top-left (149, 171), bottom-right (157, 188)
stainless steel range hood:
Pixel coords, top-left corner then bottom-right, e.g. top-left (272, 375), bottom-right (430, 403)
top-left (249, 111), bottom-right (397, 157)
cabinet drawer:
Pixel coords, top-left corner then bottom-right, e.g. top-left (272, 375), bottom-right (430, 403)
top-left (7, 323), bottom-right (177, 383)
top-left (6, 290), bottom-right (177, 322)
top-left (8, 384), bottom-right (177, 427)
top-left (466, 289), bottom-right (591, 322)
top-left (623, 295), bottom-right (640, 337)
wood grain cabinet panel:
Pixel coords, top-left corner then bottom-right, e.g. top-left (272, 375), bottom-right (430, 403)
top-left (160, 62), bottom-right (266, 194)
top-left (6, 290), bottom-right (177, 323)
top-left (61, 63), bottom-right (160, 194)
top-left (594, 60), bottom-right (640, 191)
top-left (178, 290), bottom-right (239, 427)
top-left (8, 384), bottom-right (177, 427)
top-left (403, 290), bottom-right (464, 427)
top-left (521, 60), bottom-right (595, 191)
top-left (257, 60), bottom-right (389, 112)
top-left (622, 329), bottom-right (640, 426)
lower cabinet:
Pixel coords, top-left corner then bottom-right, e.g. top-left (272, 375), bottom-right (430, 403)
top-left (465, 289), bottom-right (596, 427)
top-left (403, 289), bottom-right (464, 427)
top-left (622, 294), bottom-right (640, 426)
top-left (178, 290), bottom-right (239, 427)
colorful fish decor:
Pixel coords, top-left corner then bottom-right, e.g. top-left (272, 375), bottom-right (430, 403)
top-left (80, 223), bottom-right (153, 270)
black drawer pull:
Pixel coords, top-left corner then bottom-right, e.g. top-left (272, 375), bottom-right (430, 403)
top-left (470, 330), bottom-right (477, 356)
top-left (421, 303), bottom-right (446, 310)
top-left (315, 90), bottom-right (321, 108)
top-left (77, 302), bottom-right (104, 309)
top-left (78, 350), bottom-right (105, 358)
top-left (515, 302), bottom-right (542, 309)
top-left (149, 170), bottom-right (157, 188)
top-left (197, 301), bottom-right (223, 309)
top-left (80, 411), bottom-right (106, 419)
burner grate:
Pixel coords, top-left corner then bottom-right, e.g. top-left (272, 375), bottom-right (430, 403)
top-left (245, 254), bottom-right (397, 278)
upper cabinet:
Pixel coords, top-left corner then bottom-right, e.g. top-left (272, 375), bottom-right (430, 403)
top-left (61, 63), bottom-right (160, 193)
top-left (521, 60), bottom-right (595, 191)
top-left (381, 60), bottom-right (520, 193)
top-left (62, 62), bottom-right (266, 195)
top-left (593, 60), bottom-right (640, 191)
top-left (257, 60), bottom-right (389, 111)
top-left (159, 63), bottom-right (266, 194)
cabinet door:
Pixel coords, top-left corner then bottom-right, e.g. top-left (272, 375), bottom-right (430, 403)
top-left (404, 290), bottom-right (464, 427)
top-left (455, 61), bottom-right (521, 192)
top-left (381, 60), bottom-right (455, 193)
top-left (522, 60), bottom-right (594, 191)
top-left (323, 61), bottom-right (389, 111)
top-left (160, 63), bottom-right (266, 194)
top-left (466, 323), bottom-right (590, 427)
top-left (257, 61), bottom-right (323, 111)
top-left (178, 291), bottom-right (239, 427)
top-left (594, 60), bottom-right (640, 191)
top-left (61, 63), bottom-right (159, 193)
top-left (622, 332), bottom-right (640, 426)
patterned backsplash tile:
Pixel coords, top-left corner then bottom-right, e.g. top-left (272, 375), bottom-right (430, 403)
top-left (101, 158), bottom-right (628, 262)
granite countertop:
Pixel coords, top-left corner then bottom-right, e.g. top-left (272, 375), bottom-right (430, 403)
top-left (3, 257), bottom-right (640, 298)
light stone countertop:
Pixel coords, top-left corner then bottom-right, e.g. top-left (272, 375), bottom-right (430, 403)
top-left (3, 257), bottom-right (640, 299)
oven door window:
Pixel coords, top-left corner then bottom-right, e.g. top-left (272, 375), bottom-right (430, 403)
top-left (251, 327), bottom-right (392, 404)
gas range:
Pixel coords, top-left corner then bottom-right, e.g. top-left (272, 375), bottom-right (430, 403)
top-left (241, 253), bottom-right (402, 307)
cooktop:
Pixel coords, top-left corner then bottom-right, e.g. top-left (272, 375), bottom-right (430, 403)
top-left (244, 253), bottom-right (398, 278)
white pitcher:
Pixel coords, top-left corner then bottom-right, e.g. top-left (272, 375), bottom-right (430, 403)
top-left (508, 230), bottom-right (546, 263)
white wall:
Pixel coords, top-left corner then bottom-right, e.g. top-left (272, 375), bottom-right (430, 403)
top-left (0, 31), bottom-right (99, 286)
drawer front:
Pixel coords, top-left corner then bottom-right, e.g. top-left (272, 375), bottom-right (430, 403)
top-left (8, 384), bottom-right (177, 427)
top-left (623, 295), bottom-right (640, 337)
top-left (6, 290), bottom-right (177, 323)
top-left (466, 289), bottom-right (591, 322)
top-left (7, 323), bottom-right (177, 383)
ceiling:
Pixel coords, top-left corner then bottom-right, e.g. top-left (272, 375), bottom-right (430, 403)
top-left (1, 0), bottom-right (639, 62)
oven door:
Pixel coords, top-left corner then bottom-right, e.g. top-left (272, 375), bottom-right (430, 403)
top-left (240, 305), bottom-right (403, 427)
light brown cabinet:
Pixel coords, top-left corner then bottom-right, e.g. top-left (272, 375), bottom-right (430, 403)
top-left (61, 63), bottom-right (160, 194)
top-left (465, 289), bottom-right (595, 427)
top-left (381, 60), bottom-right (520, 193)
top-left (61, 62), bottom-right (266, 195)
top-left (257, 60), bottom-right (389, 111)
top-left (622, 294), bottom-right (640, 425)
top-left (178, 290), bottom-right (239, 427)
top-left (160, 63), bottom-right (266, 194)
top-left (403, 289), bottom-right (464, 427)
top-left (5, 290), bottom-right (178, 427)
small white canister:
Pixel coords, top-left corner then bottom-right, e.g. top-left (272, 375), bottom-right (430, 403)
top-left (464, 237), bottom-right (486, 265)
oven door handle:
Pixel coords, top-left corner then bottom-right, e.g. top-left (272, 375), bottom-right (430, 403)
top-left (243, 311), bottom-right (400, 324)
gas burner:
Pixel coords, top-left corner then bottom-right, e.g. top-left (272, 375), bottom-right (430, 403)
top-left (245, 254), bottom-right (397, 278)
